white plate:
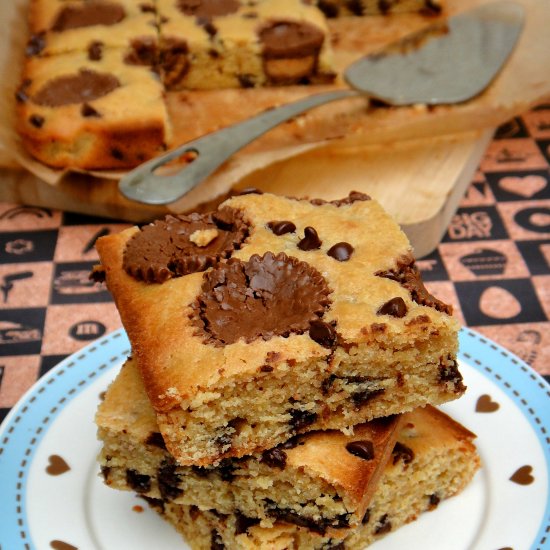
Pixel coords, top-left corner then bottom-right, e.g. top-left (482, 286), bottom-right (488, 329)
top-left (0, 328), bottom-right (549, 550)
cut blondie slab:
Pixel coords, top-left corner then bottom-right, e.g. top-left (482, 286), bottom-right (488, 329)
top-left (156, 0), bottom-right (336, 90)
top-left (97, 358), bottom-right (401, 535)
top-left (26, 0), bottom-right (158, 59)
top-left (142, 405), bottom-right (480, 549)
top-left (95, 191), bottom-right (464, 465)
top-left (16, 47), bottom-right (169, 169)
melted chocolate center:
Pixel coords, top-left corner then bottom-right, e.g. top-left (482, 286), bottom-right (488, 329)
top-left (177, 0), bottom-right (239, 17)
top-left (51, 2), bottom-right (126, 31)
top-left (123, 208), bottom-right (248, 283)
top-left (193, 252), bottom-right (331, 345)
top-left (32, 69), bottom-right (120, 107)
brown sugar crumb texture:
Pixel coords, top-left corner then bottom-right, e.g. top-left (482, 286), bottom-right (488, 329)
top-left (95, 191), bottom-right (464, 466)
top-left (95, 357), bottom-right (479, 548)
top-left (18, 0), bottom-right (443, 169)
top-left (96, 358), bottom-right (403, 535)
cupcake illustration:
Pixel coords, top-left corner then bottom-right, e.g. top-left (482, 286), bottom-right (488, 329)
top-left (459, 248), bottom-right (507, 276)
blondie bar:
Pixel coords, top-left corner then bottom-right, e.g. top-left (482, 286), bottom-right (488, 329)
top-left (95, 191), bottom-right (464, 465)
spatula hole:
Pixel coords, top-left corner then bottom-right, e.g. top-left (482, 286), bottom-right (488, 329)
top-left (153, 148), bottom-right (199, 176)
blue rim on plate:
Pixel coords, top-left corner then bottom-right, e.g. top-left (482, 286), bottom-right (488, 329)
top-left (0, 327), bottom-right (549, 549)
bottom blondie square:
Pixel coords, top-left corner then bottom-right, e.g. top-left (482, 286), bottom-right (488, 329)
top-left (97, 359), bottom-right (402, 535)
top-left (95, 192), bottom-right (464, 465)
top-left (142, 405), bottom-right (480, 549)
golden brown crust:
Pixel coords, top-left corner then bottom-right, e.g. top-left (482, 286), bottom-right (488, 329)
top-left (17, 48), bottom-right (169, 169)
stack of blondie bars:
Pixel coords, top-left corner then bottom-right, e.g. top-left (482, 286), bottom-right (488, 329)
top-left (94, 191), bottom-right (479, 548)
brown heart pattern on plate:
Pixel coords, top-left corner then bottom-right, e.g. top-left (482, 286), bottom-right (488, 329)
top-left (46, 454), bottom-right (70, 476)
top-left (510, 465), bottom-right (534, 485)
top-left (475, 394), bottom-right (500, 413)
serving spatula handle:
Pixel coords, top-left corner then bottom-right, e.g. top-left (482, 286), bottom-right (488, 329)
top-left (119, 89), bottom-right (358, 205)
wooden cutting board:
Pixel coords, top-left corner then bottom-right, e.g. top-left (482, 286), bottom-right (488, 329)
top-left (0, 128), bottom-right (493, 257)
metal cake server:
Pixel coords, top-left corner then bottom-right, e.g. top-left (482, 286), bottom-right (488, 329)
top-left (119, 1), bottom-right (524, 205)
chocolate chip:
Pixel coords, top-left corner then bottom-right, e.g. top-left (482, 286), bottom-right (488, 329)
top-left (100, 466), bottom-right (111, 480)
top-left (141, 495), bottom-right (165, 513)
top-left (345, 0), bottom-right (364, 15)
top-left (89, 266), bottom-right (106, 283)
top-left (160, 38), bottom-right (189, 89)
top-left (88, 40), bottom-right (104, 61)
top-left (29, 114), bottom-right (44, 128)
top-left (352, 388), bottom-right (384, 408)
top-left (216, 458), bottom-right (236, 482)
top-left (327, 242), bottom-right (354, 261)
top-left (289, 408), bottom-right (318, 432)
top-left (378, 0), bottom-right (391, 14)
top-left (264, 500), bottom-right (350, 535)
top-left (211, 530), bottom-right (225, 550)
top-left (309, 319), bottom-right (337, 348)
top-left (237, 74), bottom-right (255, 88)
top-left (439, 356), bottom-right (464, 389)
top-left (157, 461), bottom-right (183, 500)
top-left (362, 508), bottom-right (370, 524)
top-left (214, 431), bottom-right (233, 450)
top-left (191, 465), bottom-right (210, 477)
top-left (298, 226), bottom-right (322, 250)
top-left (321, 374), bottom-right (337, 394)
top-left (126, 469), bottom-right (151, 493)
top-left (421, 0), bottom-right (442, 15)
top-left (392, 441), bottom-right (414, 465)
top-left (428, 493), bottom-right (441, 509)
top-left (267, 220), bottom-right (296, 236)
top-left (196, 16), bottom-right (218, 36)
top-left (125, 37), bottom-right (158, 66)
top-left (139, 2), bottom-right (157, 12)
top-left (234, 511), bottom-right (260, 535)
top-left (377, 297), bottom-right (407, 318)
top-left (279, 434), bottom-right (305, 449)
top-left (260, 365), bottom-right (273, 372)
top-left (374, 513), bottom-right (392, 535)
top-left (26, 33), bottom-right (46, 57)
top-left (317, 0), bottom-right (339, 17)
top-left (345, 440), bottom-right (375, 460)
top-left (15, 79), bottom-right (32, 103)
top-left (261, 447), bottom-right (287, 469)
top-left (81, 103), bottom-right (101, 117)
top-left (111, 148), bottom-right (124, 160)
top-left (145, 432), bottom-right (167, 450)
top-left (189, 505), bottom-right (200, 520)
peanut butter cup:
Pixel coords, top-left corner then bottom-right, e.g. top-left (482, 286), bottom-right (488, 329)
top-left (123, 208), bottom-right (248, 283)
top-left (192, 251), bottom-right (331, 345)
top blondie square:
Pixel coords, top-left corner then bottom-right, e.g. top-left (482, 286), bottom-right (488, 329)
top-left (95, 191), bottom-right (464, 466)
